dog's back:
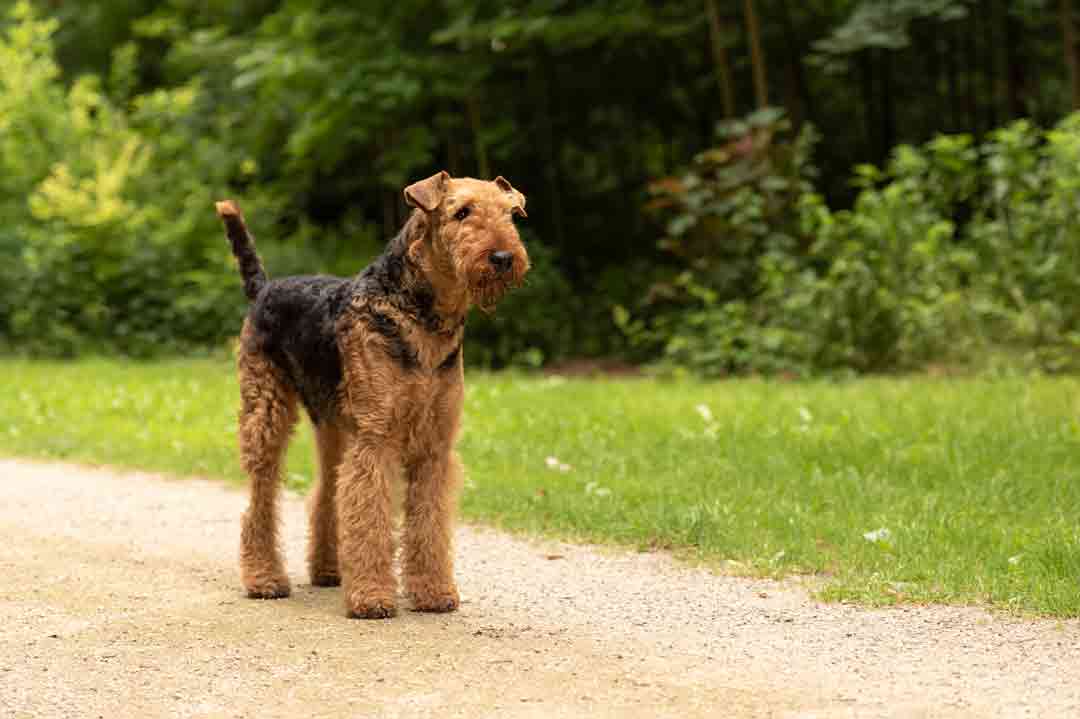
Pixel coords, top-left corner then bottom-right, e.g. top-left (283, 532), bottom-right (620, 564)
top-left (245, 275), bottom-right (354, 423)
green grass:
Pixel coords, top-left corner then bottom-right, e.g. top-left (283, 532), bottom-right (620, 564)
top-left (2, 358), bottom-right (1079, 616)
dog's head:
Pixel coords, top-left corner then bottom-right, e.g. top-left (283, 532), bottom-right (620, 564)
top-left (404, 171), bottom-right (530, 312)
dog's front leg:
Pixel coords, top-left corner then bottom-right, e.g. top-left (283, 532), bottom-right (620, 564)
top-left (403, 447), bottom-right (462, 613)
top-left (336, 437), bottom-right (398, 619)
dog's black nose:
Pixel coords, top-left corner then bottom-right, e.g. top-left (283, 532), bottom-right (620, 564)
top-left (489, 251), bottom-right (514, 273)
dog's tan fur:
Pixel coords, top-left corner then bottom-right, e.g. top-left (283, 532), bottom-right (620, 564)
top-left (222, 172), bottom-right (528, 618)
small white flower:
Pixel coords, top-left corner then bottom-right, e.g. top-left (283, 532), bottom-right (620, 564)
top-left (863, 527), bottom-right (892, 543)
top-left (1008, 554), bottom-right (1023, 566)
top-left (585, 481), bottom-right (611, 497)
top-left (798, 406), bottom-right (813, 423)
top-left (545, 456), bottom-right (571, 472)
top-left (695, 404), bottom-right (714, 423)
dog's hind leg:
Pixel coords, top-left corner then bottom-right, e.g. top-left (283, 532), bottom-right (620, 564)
top-left (307, 422), bottom-right (343, 586)
top-left (237, 334), bottom-right (299, 599)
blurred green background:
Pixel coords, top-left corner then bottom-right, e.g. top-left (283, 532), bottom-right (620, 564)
top-left (3, 0), bottom-right (1080, 374)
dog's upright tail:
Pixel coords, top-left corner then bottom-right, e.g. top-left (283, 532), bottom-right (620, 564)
top-left (215, 200), bottom-right (267, 302)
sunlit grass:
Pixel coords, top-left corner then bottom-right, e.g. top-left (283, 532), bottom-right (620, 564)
top-left (2, 358), bottom-right (1078, 616)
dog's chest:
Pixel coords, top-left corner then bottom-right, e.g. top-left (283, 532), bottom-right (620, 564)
top-left (388, 368), bottom-right (461, 436)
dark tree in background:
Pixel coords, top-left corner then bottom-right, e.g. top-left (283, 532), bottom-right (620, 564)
top-left (1062, 0), bottom-right (1080, 108)
top-left (29, 0), bottom-right (1076, 257)
top-left (5, 0), bottom-right (1079, 366)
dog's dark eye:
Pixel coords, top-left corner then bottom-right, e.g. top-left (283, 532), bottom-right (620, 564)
top-left (453, 206), bottom-right (470, 221)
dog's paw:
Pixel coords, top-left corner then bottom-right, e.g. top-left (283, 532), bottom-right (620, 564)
top-left (408, 583), bottom-right (460, 613)
top-left (345, 591), bottom-right (397, 619)
top-left (244, 575), bottom-right (291, 599)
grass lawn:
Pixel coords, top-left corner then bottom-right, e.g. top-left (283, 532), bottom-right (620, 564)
top-left (2, 357), bottom-right (1078, 616)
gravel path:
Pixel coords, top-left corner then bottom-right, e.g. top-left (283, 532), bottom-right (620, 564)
top-left (1, 458), bottom-right (1078, 718)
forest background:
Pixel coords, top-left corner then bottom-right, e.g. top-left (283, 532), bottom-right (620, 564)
top-left (3, 0), bottom-right (1079, 376)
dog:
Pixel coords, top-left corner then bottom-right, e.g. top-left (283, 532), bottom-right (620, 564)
top-left (216, 171), bottom-right (528, 618)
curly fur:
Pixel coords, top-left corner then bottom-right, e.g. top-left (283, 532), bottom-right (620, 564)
top-left (218, 173), bottom-right (528, 619)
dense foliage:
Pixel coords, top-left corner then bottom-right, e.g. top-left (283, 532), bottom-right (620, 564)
top-left (630, 112), bottom-right (1080, 375)
top-left (1, 1), bottom-right (1078, 372)
top-left (0, 5), bottom-right (244, 355)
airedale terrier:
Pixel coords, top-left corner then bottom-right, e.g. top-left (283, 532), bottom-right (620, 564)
top-left (215, 172), bottom-right (528, 619)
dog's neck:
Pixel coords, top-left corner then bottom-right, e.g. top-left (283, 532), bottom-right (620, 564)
top-left (381, 211), bottom-right (468, 336)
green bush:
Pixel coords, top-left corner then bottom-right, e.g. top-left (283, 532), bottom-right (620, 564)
top-left (0, 3), bottom-right (248, 356)
top-left (629, 110), bottom-right (1080, 376)
top-left (0, 4), bottom-right (582, 365)
top-left (6, 0), bottom-right (1080, 373)
top-left (619, 109), bottom-right (822, 376)
top-left (967, 117), bottom-right (1080, 371)
top-left (787, 141), bottom-right (973, 372)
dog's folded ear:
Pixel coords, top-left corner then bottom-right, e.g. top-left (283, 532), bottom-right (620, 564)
top-left (494, 176), bottom-right (527, 218)
top-left (404, 171), bottom-right (451, 212)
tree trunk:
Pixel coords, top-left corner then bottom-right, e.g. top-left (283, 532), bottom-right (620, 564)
top-left (531, 53), bottom-right (566, 261)
top-left (860, 50), bottom-right (876, 163)
top-left (946, 24), bottom-right (958, 132)
top-left (1005, 5), bottom-right (1025, 117)
top-left (743, 0), bottom-right (768, 108)
top-left (926, 21), bottom-right (940, 138)
top-left (779, 0), bottom-right (813, 127)
top-left (880, 48), bottom-right (895, 161)
top-left (965, 8), bottom-right (978, 137)
top-left (1062, 0), bottom-right (1080, 109)
top-left (466, 97), bottom-right (490, 179)
top-left (705, 0), bottom-right (737, 119)
top-left (985, 0), bottom-right (998, 129)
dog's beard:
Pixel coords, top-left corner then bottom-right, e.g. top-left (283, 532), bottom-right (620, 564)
top-left (469, 276), bottom-right (516, 314)
top-left (459, 249), bottom-right (528, 314)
